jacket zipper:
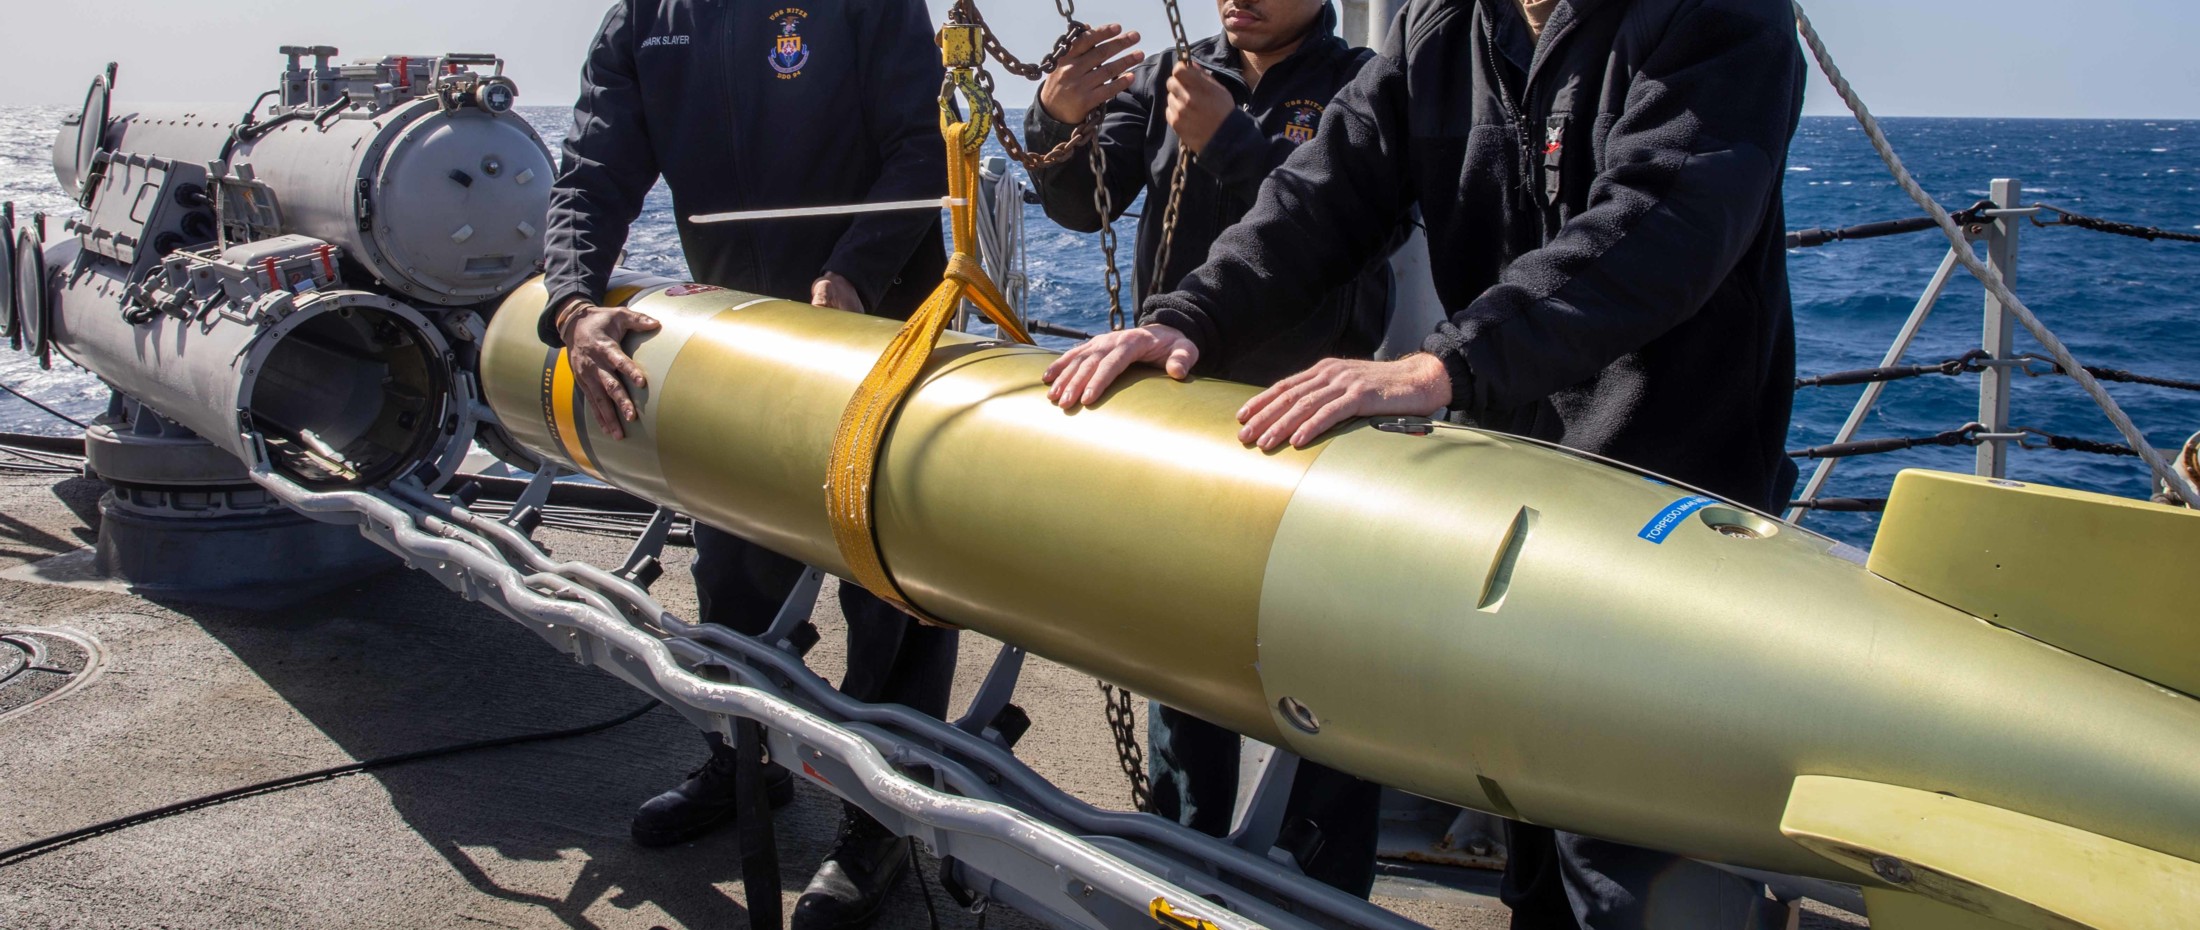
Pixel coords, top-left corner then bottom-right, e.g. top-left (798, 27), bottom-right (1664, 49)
top-left (720, 7), bottom-right (762, 285)
top-left (1480, 18), bottom-right (1540, 221)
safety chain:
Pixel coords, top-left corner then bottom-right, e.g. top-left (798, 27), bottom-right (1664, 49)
top-left (2034, 205), bottom-right (2200, 244)
top-left (1146, 0), bottom-right (1198, 303)
top-left (949, 0), bottom-right (1124, 327)
top-left (1099, 681), bottom-right (1152, 812)
top-left (1789, 422), bottom-right (2145, 461)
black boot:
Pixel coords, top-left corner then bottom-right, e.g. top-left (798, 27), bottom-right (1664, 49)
top-left (631, 734), bottom-right (796, 848)
top-left (790, 803), bottom-right (911, 930)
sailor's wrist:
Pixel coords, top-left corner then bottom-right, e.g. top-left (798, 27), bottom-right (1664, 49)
top-left (1030, 91), bottom-right (1088, 137)
top-left (1425, 345), bottom-right (1477, 413)
top-left (1400, 353), bottom-right (1456, 413)
top-left (553, 296), bottom-right (603, 344)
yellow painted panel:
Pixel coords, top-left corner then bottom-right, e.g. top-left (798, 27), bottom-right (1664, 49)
top-left (1870, 470), bottom-right (2200, 696)
top-left (1783, 776), bottom-right (2200, 930)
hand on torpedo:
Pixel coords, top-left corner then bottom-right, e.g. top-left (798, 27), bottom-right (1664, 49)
top-left (811, 272), bottom-right (866, 314)
top-left (559, 301), bottom-right (662, 441)
top-left (1165, 61), bottom-right (1233, 155)
top-left (1042, 323), bottom-right (1200, 409)
top-left (1037, 24), bottom-right (1145, 125)
top-left (1237, 355), bottom-right (1452, 451)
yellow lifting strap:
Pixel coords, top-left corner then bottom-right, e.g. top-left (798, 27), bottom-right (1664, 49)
top-left (826, 25), bottom-right (1035, 622)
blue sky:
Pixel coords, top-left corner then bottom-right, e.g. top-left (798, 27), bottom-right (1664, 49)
top-left (5, 0), bottom-right (2197, 118)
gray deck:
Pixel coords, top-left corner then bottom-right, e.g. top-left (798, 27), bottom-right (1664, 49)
top-left (0, 468), bottom-right (1864, 929)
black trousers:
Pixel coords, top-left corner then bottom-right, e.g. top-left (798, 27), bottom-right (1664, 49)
top-left (690, 523), bottom-right (958, 715)
top-left (1147, 703), bottom-right (1383, 898)
top-left (1500, 824), bottom-right (1785, 930)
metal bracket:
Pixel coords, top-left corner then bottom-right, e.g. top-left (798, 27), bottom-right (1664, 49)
top-left (1227, 746), bottom-right (1306, 872)
top-left (501, 462), bottom-right (560, 535)
top-left (954, 643), bottom-right (1029, 744)
top-left (615, 506), bottom-right (677, 589)
top-left (761, 566), bottom-right (826, 656)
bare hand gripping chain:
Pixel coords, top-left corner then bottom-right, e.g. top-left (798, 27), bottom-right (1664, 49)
top-left (952, 0), bottom-right (1126, 330)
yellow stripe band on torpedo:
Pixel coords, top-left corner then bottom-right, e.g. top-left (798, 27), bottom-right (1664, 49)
top-left (545, 348), bottom-right (604, 480)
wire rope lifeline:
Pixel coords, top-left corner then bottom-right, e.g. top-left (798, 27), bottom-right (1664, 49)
top-left (1791, 1), bottom-right (2200, 505)
top-left (1795, 349), bottom-right (2200, 394)
top-left (824, 31), bottom-right (1036, 627)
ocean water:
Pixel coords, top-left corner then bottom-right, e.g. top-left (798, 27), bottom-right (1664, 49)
top-left (3, 105), bottom-right (2196, 547)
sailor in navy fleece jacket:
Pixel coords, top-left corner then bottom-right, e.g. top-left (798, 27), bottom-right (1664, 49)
top-left (1043, 0), bottom-right (1805, 926)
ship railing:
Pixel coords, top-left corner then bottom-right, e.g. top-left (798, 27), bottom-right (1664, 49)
top-left (1787, 1), bottom-right (2200, 517)
top-left (1782, 174), bottom-right (2200, 522)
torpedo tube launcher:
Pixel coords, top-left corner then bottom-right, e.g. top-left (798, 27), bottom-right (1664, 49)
top-left (475, 277), bottom-right (2200, 928)
top-left (24, 49), bottom-right (550, 490)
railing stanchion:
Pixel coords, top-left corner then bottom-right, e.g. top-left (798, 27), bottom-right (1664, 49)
top-left (1977, 178), bottom-right (2023, 478)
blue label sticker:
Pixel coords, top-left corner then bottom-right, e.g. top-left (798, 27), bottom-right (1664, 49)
top-left (1638, 496), bottom-right (1716, 544)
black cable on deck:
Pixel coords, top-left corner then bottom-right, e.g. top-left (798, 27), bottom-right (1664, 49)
top-left (0, 699), bottom-right (663, 869)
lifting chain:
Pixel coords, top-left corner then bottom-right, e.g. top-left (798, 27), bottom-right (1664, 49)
top-left (1091, 129), bottom-right (1126, 330)
top-left (955, 0), bottom-right (1101, 171)
top-left (1146, 0), bottom-right (1197, 304)
top-left (949, 0), bottom-right (1125, 327)
top-left (945, 5), bottom-right (1142, 787)
top-left (1099, 681), bottom-right (1152, 812)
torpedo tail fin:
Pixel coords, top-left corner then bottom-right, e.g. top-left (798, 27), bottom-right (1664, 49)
top-left (1869, 471), bottom-right (2200, 697)
top-left (1780, 776), bottom-right (2200, 930)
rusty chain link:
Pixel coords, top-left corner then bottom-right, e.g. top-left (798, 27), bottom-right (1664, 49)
top-left (1147, 0), bottom-right (1197, 301)
top-left (1099, 681), bottom-right (1152, 812)
top-left (950, 0), bottom-right (1124, 326)
top-left (1090, 131), bottom-right (1126, 329)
